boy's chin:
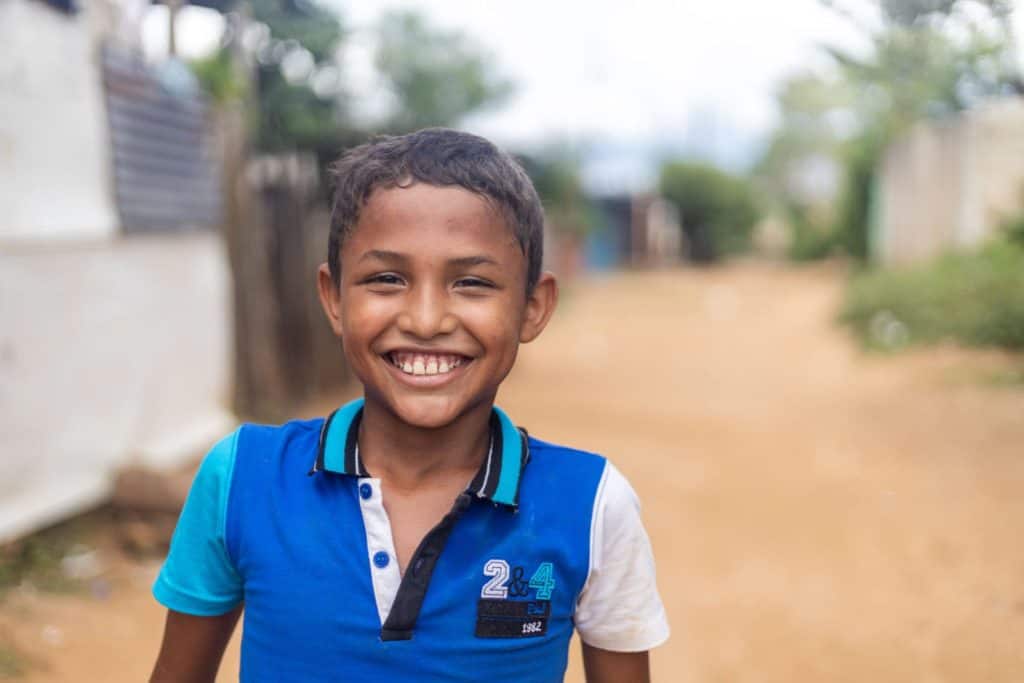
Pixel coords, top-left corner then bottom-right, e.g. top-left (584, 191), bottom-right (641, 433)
top-left (385, 394), bottom-right (473, 430)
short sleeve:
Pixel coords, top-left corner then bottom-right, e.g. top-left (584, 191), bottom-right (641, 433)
top-left (152, 428), bottom-right (244, 616)
top-left (574, 462), bottom-right (670, 652)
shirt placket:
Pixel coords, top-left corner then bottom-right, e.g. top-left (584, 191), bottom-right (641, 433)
top-left (356, 477), bottom-right (402, 627)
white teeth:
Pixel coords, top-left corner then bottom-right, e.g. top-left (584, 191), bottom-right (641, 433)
top-left (390, 353), bottom-right (467, 375)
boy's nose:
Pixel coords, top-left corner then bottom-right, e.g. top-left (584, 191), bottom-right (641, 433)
top-left (396, 286), bottom-right (457, 339)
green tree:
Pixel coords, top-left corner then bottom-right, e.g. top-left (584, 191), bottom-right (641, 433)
top-left (755, 73), bottom-right (853, 194)
top-left (191, 47), bottom-right (249, 104)
top-left (373, 10), bottom-right (512, 133)
top-left (247, 0), bottom-right (349, 155)
top-left (660, 161), bottom-right (759, 263)
top-left (754, 73), bottom-right (855, 259)
top-left (518, 152), bottom-right (592, 237)
top-left (192, 4), bottom-right (513, 154)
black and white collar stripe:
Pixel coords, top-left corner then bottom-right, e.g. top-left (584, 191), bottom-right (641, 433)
top-left (312, 399), bottom-right (528, 508)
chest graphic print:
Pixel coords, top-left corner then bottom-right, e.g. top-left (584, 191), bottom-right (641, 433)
top-left (476, 558), bottom-right (556, 638)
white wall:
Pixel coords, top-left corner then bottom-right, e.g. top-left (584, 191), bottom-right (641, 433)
top-left (0, 0), bottom-right (120, 241)
top-left (0, 233), bottom-right (234, 543)
top-left (876, 98), bottom-right (1024, 264)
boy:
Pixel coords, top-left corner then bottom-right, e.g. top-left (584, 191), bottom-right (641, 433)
top-left (150, 128), bottom-right (668, 682)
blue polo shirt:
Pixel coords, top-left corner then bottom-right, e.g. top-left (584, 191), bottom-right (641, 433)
top-left (154, 399), bottom-right (609, 681)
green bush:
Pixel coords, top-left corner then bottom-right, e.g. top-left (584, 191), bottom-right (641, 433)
top-left (1003, 211), bottom-right (1024, 247)
top-left (784, 201), bottom-right (838, 261)
top-left (660, 161), bottom-right (759, 263)
top-left (841, 240), bottom-right (1024, 350)
top-left (832, 133), bottom-right (883, 262)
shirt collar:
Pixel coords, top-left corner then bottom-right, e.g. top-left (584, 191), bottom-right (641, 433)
top-left (310, 398), bottom-right (529, 508)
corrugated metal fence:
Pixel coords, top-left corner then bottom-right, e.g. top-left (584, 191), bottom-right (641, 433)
top-left (101, 47), bottom-right (221, 233)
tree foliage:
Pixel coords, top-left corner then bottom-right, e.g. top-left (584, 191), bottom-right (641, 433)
top-left (827, 21), bottom-right (1015, 129)
top-left (243, 0), bottom-right (348, 155)
top-left (249, 0), bottom-right (343, 62)
top-left (191, 48), bottom-right (248, 104)
top-left (660, 162), bottom-right (759, 262)
top-left (192, 2), bottom-right (511, 156)
top-left (518, 153), bottom-right (592, 237)
top-left (754, 74), bottom-right (852, 203)
top-left (878, 0), bottom-right (1014, 29)
top-left (374, 10), bottom-right (512, 134)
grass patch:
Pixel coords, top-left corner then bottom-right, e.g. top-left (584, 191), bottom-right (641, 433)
top-left (980, 365), bottom-right (1024, 388)
top-left (841, 240), bottom-right (1024, 352)
top-left (0, 509), bottom-right (108, 597)
top-left (0, 640), bottom-right (26, 679)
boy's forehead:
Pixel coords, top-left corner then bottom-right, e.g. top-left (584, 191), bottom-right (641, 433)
top-left (364, 183), bottom-right (499, 216)
top-left (349, 183), bottom-right (519, 249)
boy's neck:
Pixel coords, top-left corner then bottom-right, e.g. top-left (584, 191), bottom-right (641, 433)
top-left (356, 398), bottom-right (493, 493)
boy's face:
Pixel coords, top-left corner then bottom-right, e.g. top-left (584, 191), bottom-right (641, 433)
top-left (318, 183), bottom-right (557, 430)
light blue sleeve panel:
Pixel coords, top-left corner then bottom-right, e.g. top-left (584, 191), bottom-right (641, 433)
top-left (152, 428), bottom-right (244, 616)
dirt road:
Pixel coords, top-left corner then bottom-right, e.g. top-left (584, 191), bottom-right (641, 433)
top-left (3, 262), bottom-right (1023, 681)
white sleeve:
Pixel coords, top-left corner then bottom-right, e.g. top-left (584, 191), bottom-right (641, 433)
top-left (574, 461), bottom-right (670, 652)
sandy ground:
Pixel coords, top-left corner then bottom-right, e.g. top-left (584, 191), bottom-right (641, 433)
top-left (2, 261), bottom-right (1023, 682)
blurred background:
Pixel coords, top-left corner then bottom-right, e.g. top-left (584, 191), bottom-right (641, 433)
top-left (2, 0), bottom-right (1023, 680)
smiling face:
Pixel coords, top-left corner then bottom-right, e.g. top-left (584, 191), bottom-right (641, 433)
top-left (318, 183), bottom-right (557, 430)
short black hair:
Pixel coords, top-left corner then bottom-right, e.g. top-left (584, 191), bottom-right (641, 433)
top-left (328, 128), bottom-right (545, 292)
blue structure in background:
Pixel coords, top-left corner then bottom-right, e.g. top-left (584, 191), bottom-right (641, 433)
top-left (585, 197), bottom-right (632, 270)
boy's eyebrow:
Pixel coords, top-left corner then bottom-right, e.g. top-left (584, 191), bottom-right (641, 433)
top-left (358, 251), bottom-right (499, 268)
top-left (359, 249), bottom-right (408, 264)
top-left (448, 255), bottom-right (499, 268)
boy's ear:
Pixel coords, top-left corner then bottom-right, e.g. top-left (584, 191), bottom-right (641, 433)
top-left (317, 263), bottom-right (345, 337)
top-left (519, 271), bottom-right (558, 344)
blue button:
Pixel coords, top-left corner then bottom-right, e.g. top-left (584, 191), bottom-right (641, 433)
top-left (359, 483), bottom-right (372, 500)
top-left (373, 551), bottom-right (390, 569)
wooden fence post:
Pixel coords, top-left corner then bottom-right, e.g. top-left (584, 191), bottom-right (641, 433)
top-left (218, 116), bottom-right (348, 420)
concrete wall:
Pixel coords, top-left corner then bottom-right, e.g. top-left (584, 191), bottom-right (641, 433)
top-left (875, 98), bottom-right (1024, 264)
top-left (631, 195), bottom-right (682, 266)
top-left (0, 233), bottom-right (233, 543)
top-left (0, 0), bottom-right (120, 241)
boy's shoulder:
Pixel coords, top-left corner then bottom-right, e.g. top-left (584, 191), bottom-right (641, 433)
top-left (525, 434), bottom-right (606, 468)
top-left (238, 416), bottom-right (325, 440)
top-left (227, 416), bottom-right (326, 468)
top-left (520, 434), bottom-right (611, 502)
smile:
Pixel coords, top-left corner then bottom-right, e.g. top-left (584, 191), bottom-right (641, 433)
top-left (385, 351), bottom-right (471, 377)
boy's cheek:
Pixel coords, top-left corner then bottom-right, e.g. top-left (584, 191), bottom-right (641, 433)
top-left (340, 299), bottom-right (389, 337)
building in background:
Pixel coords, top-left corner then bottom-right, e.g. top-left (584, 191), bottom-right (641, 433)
top-left (0, 0), bottom-right (120, 241)
top-left (584, 194), bottom-right (682, 270)
top-left (0, 0), bottom-right (231, 543)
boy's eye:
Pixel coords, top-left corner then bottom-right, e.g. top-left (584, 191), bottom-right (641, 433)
top-left (364, 273), bottom-right (405, 286)
top-left (454, 277), bottom-right (494, 289)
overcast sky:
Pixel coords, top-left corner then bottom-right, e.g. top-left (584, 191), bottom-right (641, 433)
top-left (340, 1), bottom-right (873, 145)
top-left (152, 0), bottom-right (1024, 189)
